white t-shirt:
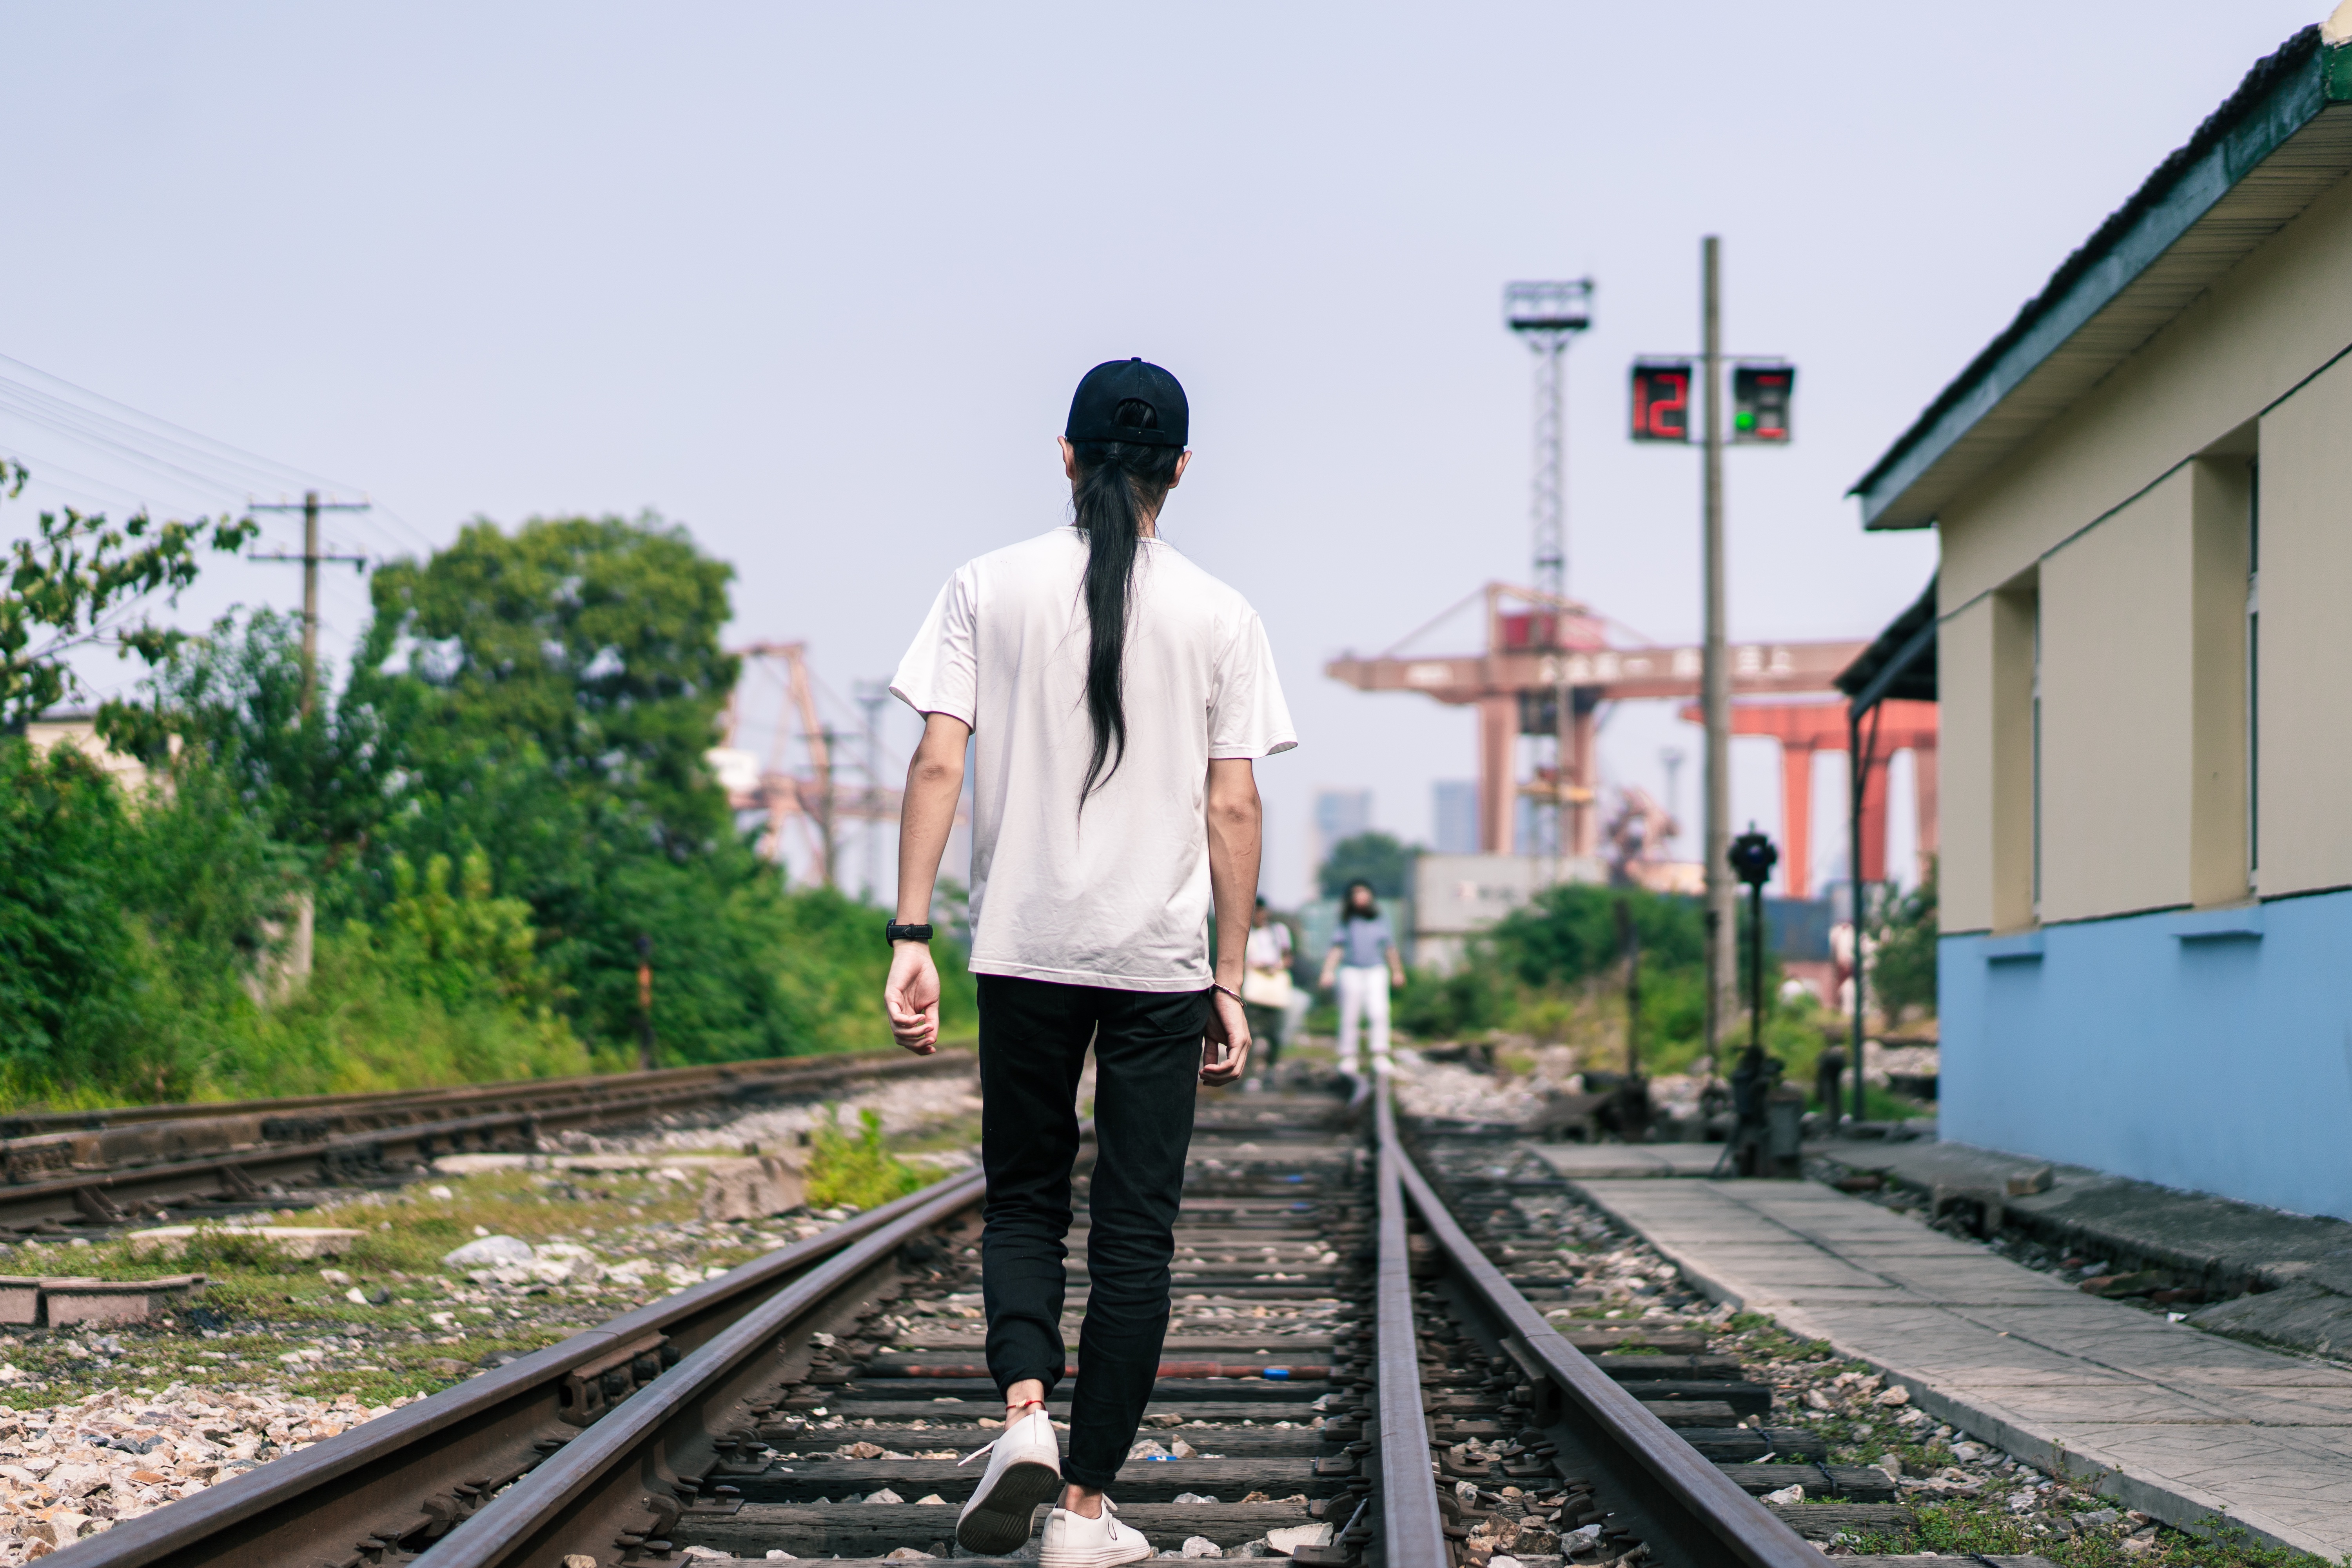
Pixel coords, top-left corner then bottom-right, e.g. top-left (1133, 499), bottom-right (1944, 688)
top-left (890, 526), bottom-right (1296, 991)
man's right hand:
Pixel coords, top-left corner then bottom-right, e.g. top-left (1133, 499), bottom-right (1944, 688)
top-left (884, 943), bottom-right (941, 1054)
top-left (1201, 988), bottom-right (1251, 1085)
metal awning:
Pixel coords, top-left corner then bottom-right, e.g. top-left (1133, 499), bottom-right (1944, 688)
top-left (1837, 576), bottom-right (1936, 714)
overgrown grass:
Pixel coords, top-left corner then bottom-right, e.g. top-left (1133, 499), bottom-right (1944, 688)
top-left (806, 1107), bottom-right (928, 1209)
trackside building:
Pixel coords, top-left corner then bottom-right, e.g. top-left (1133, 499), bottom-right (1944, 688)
top-left (1851, 20), bottom-right (2352, 1219)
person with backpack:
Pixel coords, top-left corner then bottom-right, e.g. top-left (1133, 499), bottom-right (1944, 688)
top-left (883, 359), bottom-right (1295, 1568)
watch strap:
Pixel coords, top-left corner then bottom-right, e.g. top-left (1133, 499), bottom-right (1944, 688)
top-left (886, 920), bottom-right (935, 945)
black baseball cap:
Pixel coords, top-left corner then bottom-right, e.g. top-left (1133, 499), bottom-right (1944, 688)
top-left (1065, 358), bottom-right (1188, 448)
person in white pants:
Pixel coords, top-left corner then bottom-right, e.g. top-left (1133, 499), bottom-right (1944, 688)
top-left (1319, 880), bottom-right (1405, 1077)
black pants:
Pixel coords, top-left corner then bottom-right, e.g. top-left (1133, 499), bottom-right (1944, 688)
top-left (1242, 1002), bottom-right (1285, 1071)
top-left (977, 974), bottom-right (1206, 1488)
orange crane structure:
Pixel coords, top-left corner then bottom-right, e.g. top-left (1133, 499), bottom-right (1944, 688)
top-left (1327, 583), bottom-right (1868, 862)
top-left (707, 642), bottom-right (903, 887)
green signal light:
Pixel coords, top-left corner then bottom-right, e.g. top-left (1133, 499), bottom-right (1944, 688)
top-left (1735, 412), bottom-right (1756, 430)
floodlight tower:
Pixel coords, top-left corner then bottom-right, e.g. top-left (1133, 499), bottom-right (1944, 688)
top-left (1504, 279), bottom-right (1594, 603)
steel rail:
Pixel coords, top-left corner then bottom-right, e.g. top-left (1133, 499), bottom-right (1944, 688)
top-left (0, 1049), bottom-right (974, 1174)
top-left (1391, 1149), bottom-right (1818, 1568)
top-left (414, 1174), bottom-right (989, 1568)
top-left (1371, 1084), bottom-right (1452, 1568)
top-left (0, 1049), bottom-right (957, 1138)
top-left (0, 1051), bottom-right (976, 1233)
top-left (47, 1169), bottom-right (985, 1568)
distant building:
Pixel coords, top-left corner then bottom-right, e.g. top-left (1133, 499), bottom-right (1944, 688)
top-left (25, 712), bottom-right (161, 793)
top-left (1312, 788), bottom-right (1372, 871)
top-left (1848, 23), bottom-right (2352, 1219)
top-left (1411, 852), bottom-right (1604, 973)
top-left (1432, 781), bottom-right (1479, 855)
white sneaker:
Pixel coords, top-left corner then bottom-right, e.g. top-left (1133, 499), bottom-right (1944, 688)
top-left (1039, 1498), bottom-right (1153, 1568)
top-left (954, 1407), bottom-right (1063, 1554)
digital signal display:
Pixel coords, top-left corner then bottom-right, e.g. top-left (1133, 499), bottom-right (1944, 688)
top-left (1631, 361), bottom-right (1691, 443)
top-left (1733, 364), bottom-right (1794, 444)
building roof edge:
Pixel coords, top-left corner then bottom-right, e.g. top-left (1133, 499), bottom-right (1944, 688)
top-left (1851, 25), bottom-right (2332, 530)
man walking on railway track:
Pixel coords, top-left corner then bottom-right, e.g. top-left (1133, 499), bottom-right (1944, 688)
top-left (883, 358), bottom-right (1295, 1568)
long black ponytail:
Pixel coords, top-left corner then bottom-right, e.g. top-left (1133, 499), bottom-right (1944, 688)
top-left (1071, 397), bottom-right (1183, 804)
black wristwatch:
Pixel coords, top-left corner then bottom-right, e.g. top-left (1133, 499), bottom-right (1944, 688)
top-left (885, 921), bottom-right (935, 946)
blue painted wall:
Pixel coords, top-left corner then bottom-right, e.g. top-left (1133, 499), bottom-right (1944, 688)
top-left (1940, 890), bottom-right (2352, 1220)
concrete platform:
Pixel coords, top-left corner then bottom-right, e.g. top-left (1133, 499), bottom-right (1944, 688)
top-left (1818, 1137), bottom-right (2352, 1361)
top-left (1527, 1143), bottom-right (1734, 1179)
top-left (1572, 1176), bottom-right (2352, 1560)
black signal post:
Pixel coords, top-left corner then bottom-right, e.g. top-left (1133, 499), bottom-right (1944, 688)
top-left (1718, 826), bottom-right (1783, 1178)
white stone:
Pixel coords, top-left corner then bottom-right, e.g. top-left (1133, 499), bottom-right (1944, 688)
top-left (1263, 1524), bottom-right (1334, 1554)
top-left (441, 1236), bottom-right (535, 1268)
top-left (127, 1226), bottom-right (364, 1261)
top-left (1181, 1539), bottom-right (1223, 1559)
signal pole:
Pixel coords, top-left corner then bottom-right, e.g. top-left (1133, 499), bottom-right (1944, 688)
top-left (249, 490), bottom-right (370, 717)
top-left (1700, 238), bottom-right (1735, 1073)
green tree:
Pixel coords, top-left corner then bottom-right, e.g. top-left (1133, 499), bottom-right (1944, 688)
top-left (1318, 831), bottom-right (1414, 900)
top-left (358, 514), bottom-right (800, 1062)
top-left (1869, 859), bottom-right (1938, 1020)
top-left (1485, 884), bottom-right (1704, 990)
top-left (361, 513), bottom-right (739, 857)
top-left (1, 463), bottom-right (256, 730)
top-left (100, 610), bottom-right (392, 873)
top-left (0, 744), bottom-right (143, 1078)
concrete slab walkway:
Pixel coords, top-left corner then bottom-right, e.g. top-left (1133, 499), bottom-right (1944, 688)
top-left (1528, 1143), bottom-right (1733, 1179)
top-left (1572, 1176), bottom-right (2352, 1561)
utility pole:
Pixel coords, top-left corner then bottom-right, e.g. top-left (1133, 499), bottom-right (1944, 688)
top-left (249, 490), bottom-right (370, 717)
top-left (854, 681), bottom-right (889, 903)
top-left (1700, 237), bottom-right (1735, 1075)
top-left (813, 726), bottom-right (841, 889)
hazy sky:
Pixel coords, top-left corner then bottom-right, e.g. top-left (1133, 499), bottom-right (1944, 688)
top-left (4, 2), bottom-right (2323, 902)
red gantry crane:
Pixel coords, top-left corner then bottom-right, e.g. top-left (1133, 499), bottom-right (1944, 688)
top-left (1325, 583), bottom-right (1888, 871)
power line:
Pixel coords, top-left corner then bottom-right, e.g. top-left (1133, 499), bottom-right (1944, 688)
top-left (0, 350), bottom-right (445, 559)
top-left (0, 352), bottom-right (345, 492)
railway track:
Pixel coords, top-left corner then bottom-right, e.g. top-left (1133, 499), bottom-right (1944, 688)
top-left (0, 1048), bottom-right (973, 1237)
top-left (51, 1078), bottom-right (2055, 1568)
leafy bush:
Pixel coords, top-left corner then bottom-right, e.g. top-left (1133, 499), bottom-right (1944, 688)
top-left (805, 1108), bottom-right (926, 1210)
top-left (3, 507), bottom-right (988, 1106)
top-left (775, 884), bottom-right (977, 1053)
top-left (1485, 884), bottom-right (1703, 989)
top-left (1869, 859), bottom-right (1938, 1020)
top-left (1393, 964), bottom-right (1503, 1041)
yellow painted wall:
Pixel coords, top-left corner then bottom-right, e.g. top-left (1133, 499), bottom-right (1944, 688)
top-left (1938, 599), bottom-right (1994, 933)
top-left (2256, 353), bottom-right (2352, 896)
top-left (1932, 142), bottom-right (2352, 923)
top-left (2036, 472), bottom-right (2194, 923)
top-left (2188, 458), bottom-right (2251, 907)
